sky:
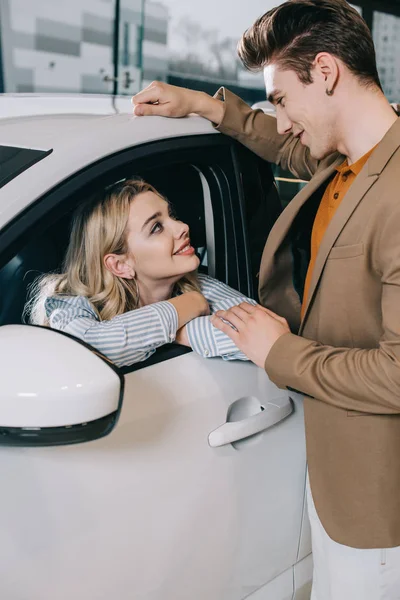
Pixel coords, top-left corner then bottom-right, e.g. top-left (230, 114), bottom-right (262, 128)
top-left (161, 1), bottom-right (361, 47)
top-left (162, 0), bottom-right (283, 47)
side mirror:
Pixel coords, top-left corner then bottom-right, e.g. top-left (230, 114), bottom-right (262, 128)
top-left (0, 325), bottom-right (124, 446)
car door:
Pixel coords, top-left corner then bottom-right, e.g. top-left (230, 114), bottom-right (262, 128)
top-left (0, 133), bottom-right (308, 600)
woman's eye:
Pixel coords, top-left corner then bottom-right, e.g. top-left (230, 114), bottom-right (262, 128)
top-left (151, 222), bottom-right (163, 234)
top-left (277, 98), bottom-right (284, 106)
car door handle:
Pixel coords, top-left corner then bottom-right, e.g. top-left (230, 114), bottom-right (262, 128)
top-left (208, 397), bottom-right (293, 448)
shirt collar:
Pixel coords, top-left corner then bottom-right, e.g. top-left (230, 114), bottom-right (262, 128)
top-left (336, 144), bottom-right (378, 176)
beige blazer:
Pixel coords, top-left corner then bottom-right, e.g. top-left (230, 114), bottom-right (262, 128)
top-left (216, 88), bottom-right (400, 549)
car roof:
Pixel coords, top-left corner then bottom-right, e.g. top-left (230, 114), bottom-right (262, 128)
top-left (251, 100), bottom-right (275, 113)
top-left (0, 93), bottom-right (133, 119)
top-left (0, 102), bottom-right (218, 230)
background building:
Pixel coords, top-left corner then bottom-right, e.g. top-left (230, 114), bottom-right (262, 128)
top-left (373, 11), bottom-right (400, 101)
top-left (0, 0), bottom-right (168, 95)
top-left (1, 1), bottom-right (400, 104)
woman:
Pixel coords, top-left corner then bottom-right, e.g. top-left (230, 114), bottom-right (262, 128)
top-left (27, 179), bottom-right (256, 368)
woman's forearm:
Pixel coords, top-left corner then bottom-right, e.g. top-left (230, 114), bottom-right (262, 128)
top-left (167, 292), bottom-right (209, 329)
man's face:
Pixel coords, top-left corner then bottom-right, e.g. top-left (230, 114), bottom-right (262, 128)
top-left (264, 63), bottom-right (337, 160)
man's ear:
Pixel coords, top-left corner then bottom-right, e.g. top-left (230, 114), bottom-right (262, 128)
top-left (104, 254), bottom-right (135, 280)
top-left (313, 52), bottom-right (339, 93)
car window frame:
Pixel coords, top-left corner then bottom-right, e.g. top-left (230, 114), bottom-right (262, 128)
top-left (0, 134), bottom-right (250, 372)
top-left (0, 135), bottom-right (234, 268)
top-left (230, 142), bottom-right (283, 301)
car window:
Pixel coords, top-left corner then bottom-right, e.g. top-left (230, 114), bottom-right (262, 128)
top-left (272, 164), bottom-right (307, 208)
top-left (139, 163), bottom-right (211, 276)
top-left (0, 135), bottom-right (249, 371)
top-left (233, 143), bottom-right (282, 300)
top-left (0, 145), bottom-right (52, 189)
top-left (0, 163), bottom-right (211, 327)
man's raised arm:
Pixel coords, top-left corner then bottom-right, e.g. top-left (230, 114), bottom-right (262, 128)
top-left (132, 81), bottom-right (319, 181)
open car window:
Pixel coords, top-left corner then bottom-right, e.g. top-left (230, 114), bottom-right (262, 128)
top-left (0, 134), bottom-right (278, 372)
top-left (0, 145), bottom-right (52, 189)
top-left (0, 162), bottom-right (212, 328)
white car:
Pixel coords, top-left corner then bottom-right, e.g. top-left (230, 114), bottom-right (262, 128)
top-left (0, 95), bottom-right (311, 600)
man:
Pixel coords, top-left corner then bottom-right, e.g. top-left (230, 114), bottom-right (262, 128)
top-left (132, 1), bottom-right (400, 598)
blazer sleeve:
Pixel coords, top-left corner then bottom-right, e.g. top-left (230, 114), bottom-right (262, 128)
top-left (213, 87), bottom-right (320, 181)
top-left (185, 274), bottom-right (256, 361)
top-left (45, 295), bottom-right (178, 368)
top-left (264, 203), bottom-right (400, 414)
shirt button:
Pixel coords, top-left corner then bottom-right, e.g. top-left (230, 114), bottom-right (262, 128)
top-left (169, 333), bottom-right (175, 340)
top-left (204, 349), bottom-right (210, 357)
top-left (333, 192), bottom-right (339, 200)
top-left (342, 175), bottom-right (348, 182)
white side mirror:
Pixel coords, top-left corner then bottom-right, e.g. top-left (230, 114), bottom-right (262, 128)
top-left (0, 325), bottom-right (123, 446)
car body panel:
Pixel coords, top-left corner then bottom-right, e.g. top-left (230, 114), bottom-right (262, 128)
top-left (0, 93), bottom-right (134, 118)
top-left (0, 95), bottom-right (311, 599)
top-left (0, 353), bottom-right (307, 600)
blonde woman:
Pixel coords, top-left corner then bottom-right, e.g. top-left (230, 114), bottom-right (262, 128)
top-left (27, 179), bottom-right (256, 368)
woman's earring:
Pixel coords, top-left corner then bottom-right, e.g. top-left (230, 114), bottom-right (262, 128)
top-left (133, 278), bottom-right (140, 305)
top-left (326, 88), bottom-right (334, 96)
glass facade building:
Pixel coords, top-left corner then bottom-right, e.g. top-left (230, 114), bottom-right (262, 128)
top-left (1, 1), bottom-right (400, 100)
top-left (0, 0), bottom-right (168, 95)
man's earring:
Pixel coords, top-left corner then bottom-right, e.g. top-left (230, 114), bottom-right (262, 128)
top-left (326, 88), bottom-right (334, 96)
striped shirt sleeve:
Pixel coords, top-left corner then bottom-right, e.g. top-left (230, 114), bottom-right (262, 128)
top-left (185, 274), bottom-right (257, 361)
top-left (45, 295), bottom-right (178, 368)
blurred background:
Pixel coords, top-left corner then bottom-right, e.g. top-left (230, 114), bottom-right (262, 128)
top-left (1, 0), bottom-right (400, 105)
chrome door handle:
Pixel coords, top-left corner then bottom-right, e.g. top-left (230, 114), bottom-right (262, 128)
top-left (103, 71), bottom-right (135, 89)
top-left (208, 397), bottom-right (293, 448)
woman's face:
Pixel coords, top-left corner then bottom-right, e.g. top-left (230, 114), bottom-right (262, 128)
top-left (123, 191), bottom-right (200, 284)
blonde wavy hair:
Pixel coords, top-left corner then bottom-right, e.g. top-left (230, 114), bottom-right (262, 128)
top-left (27, 179), bottom-right (200, 325)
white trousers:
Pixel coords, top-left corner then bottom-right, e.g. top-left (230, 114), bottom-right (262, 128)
top-left (306, 476), bottom-right (400, 600)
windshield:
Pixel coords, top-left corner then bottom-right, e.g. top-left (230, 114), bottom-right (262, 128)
top-left (0, 145), bottom-right (52, 189)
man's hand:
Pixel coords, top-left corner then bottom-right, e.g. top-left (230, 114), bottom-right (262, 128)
top-left (131, 81), bottom-right (224, 124)
top-left (210, 303), bottom-right (290, 368)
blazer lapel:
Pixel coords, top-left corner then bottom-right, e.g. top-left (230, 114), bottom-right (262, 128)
top-left (261, 157), bottom-right (343, 266)
top-left (259, 156), bottom-right (343, 332)
top-left (299, 117), bottom-right (400, 331)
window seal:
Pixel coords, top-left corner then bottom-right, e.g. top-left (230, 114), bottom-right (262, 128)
top-left (192, 166), bottom-right (216, 278)
top-left (121, 344), bottom-right (192, 375)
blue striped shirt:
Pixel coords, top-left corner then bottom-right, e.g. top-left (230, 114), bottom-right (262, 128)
top-left (45, 274), bottom-right (257, 368)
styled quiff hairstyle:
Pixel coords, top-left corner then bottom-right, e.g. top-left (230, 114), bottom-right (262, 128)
top-left (238, 0), bottom-right (382, 90)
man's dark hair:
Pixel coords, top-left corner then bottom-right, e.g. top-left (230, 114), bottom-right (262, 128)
top-left (238, 0), bottom-right (382, 90)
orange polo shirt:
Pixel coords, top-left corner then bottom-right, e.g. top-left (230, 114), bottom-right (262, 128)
top-left (301, 146), bottom-right (376, 319)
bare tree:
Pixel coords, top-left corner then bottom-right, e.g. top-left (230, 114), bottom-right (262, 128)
top-left (170, 16), bottom-right (239, 81)
top-left (209, 35), bottom-right (239, 80)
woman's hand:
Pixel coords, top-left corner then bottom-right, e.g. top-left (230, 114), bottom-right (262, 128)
top-left (168, 291), bottom-right (209, 329)
top-left (191, 291), bottom-right (210, 317)
top-left (175, 326), bottom-right (190, 347)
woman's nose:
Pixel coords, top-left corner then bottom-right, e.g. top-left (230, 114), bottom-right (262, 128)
top-left (174, 220), bottom-right (189, 238)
